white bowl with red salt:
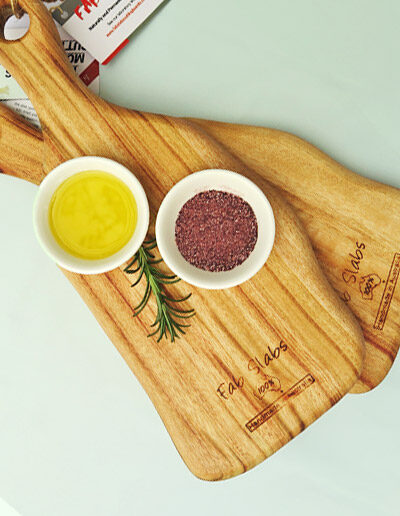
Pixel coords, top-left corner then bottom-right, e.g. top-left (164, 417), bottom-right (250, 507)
top-left (155, 169), bottom-right (275, 290)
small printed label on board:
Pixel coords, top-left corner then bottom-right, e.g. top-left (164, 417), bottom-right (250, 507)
top-left (374, 253), bottom-right (400, 331)
top-left (340, 242), bottom-right (399, 332)
top-left (245, 374), bottom-right (315, 433)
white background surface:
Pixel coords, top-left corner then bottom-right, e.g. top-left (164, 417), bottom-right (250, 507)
top-left (1, 1), bottom-right (400, 515)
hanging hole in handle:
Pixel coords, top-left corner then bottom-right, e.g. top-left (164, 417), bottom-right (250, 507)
top-left (0, 2), bottom-right (30, 41)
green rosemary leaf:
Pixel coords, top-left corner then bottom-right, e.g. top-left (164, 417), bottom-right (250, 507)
top-left (148, 326), bottom-right (160, 338)
top-left (164, 293), bottom-right (192, 303)
top-left (164, 299), bottom-right (194, 310)
top-left (125, 256), bottom-right (138, 267)
top-left (124, 262), bottom-right (140, 274)
top-left (151, 270), bottom-right (177, 280)
top-left (150, 317), bottom-right (160, 328)
top-left (163, 309), bottom-right (175, 340)
top-left (148, 258), bottom-right (164, 265)
top-left (134, 282), bottom-right (151, 315)
top-left (130, 268), bottom-right (145, 288)
top-left (143, 240), bottom-right (157, 251)
top-left (158, 278), bottom-right (181, 285)
top-left (166, 306), bottom-right (196, 317)
top-left (169, 316), bottom-right (192, 328)
top-left (172, 322), bottom-right (190, 330)
top-left (126, 237), bottom-right (195, 342)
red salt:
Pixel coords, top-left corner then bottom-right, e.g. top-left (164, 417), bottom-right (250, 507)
top-left (175, 190), bottom-right (258, 272)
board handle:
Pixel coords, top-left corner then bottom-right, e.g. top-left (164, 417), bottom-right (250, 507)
top-left (0, 103), bottom-right (44, 184)
top-left (0, 0), bottom-right (97, 132)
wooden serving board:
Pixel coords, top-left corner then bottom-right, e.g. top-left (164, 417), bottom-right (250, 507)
top-left (194, 121), bottom-right (400, 393)
top-left (2, 105), bottom-right (399, 393)
top-left (0, 0), bottom-right (365, 480)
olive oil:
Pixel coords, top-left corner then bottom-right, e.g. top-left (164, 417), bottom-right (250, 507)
top-left (49, 171), bottom-right (137, 260)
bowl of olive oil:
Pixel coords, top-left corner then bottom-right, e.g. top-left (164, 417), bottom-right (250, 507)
top-left (34, 157), bottom-right (149, 274)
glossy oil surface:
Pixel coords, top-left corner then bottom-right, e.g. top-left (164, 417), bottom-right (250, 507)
top-left (48, 171), bottom-right (137, 260)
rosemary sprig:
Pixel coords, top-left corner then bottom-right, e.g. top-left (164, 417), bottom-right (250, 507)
top-left (124, 238), bottom-right (195, 342)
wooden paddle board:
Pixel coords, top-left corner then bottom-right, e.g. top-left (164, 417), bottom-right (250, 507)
top-left (0, 0), bottom-right (364, 480)
top-left (2, 103), bottom-right (399, 393)
top-left (193, 120), bottom-right (400, 393)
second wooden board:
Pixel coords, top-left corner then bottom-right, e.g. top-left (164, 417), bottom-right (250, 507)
top-left (194, 120), bottom-right (400, 393)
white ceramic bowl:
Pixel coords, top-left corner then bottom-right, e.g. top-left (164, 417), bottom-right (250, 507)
top-left (33, 157), bottom-right (149, 275)
top-left (156, 169), bottom-right (275, 289)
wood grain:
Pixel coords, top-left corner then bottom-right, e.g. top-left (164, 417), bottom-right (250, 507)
top-left (192, 120), bottom-right (400, 393)
top-left (2, 104), bottom-right (399, 393)
top-left (0, 105), bottom-right (44, 184)
top-left (0, 0), bottom-right (364, 480)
